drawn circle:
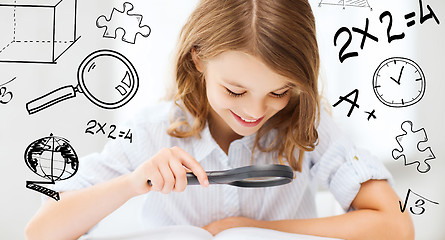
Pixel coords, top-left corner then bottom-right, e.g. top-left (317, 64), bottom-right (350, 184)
top-left (24, 134), bottom-right (79, 182)
top-left (372, 57), bottom-right (425, 108)
top-left (77, 49), bottom-right (139, 109)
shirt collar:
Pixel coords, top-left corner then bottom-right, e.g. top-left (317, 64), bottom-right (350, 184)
top-left (193, 122), bottom-right (218, 162)
top-left (193, 121), bottom-right (259, 162)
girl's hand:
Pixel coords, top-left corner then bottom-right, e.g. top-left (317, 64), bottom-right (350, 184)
top-left (129, 146), bottom-right (209, 195)
top-left (202, 216), bottom-right (263, 235)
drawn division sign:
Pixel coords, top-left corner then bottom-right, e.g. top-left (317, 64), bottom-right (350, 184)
top-left (0, 77), bottom-right (15, 104)
top-left (0, 0), bottom-right (79, 64)
top-left (24, 134), bottom-right (78, 201)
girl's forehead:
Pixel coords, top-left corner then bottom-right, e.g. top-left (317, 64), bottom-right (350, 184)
top-left (207, 51), bottom-right (294, 89)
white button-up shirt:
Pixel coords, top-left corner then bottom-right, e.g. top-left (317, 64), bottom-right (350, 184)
top-left (55, 101), bottom-right (392, 227)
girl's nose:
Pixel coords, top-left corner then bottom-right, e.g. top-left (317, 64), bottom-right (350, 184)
top-left (243, 99), bottom-right (267, 119)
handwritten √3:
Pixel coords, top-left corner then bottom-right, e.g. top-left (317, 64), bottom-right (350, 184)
top-left (399, 189), bottom-right (439, 215)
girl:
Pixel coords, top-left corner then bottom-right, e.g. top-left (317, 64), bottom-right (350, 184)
top-left (26, 0), bottom-right (414, 239)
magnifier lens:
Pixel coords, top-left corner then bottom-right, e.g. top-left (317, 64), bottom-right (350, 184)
top-left (81, 55), bottom-right (135, 105)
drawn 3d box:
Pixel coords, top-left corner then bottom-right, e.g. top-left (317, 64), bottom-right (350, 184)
top-left (0, 0), bottom-right (79, 63)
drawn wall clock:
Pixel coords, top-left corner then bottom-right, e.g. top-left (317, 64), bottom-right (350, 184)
top-left (372, 57), bottom-right (426, 108)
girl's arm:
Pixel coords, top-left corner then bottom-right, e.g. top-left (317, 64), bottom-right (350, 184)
top-left (203, 179), bottom-right (415, 240)
top-left (25, 174), bottom-right (139, 240)
top-left (25, 147), bottom-right (209, 240)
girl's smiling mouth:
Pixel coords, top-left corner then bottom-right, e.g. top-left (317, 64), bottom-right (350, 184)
top-left (230, 110), bottom-right (264, 127)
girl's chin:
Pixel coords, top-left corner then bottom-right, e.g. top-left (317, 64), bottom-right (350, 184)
top-left (230, 122), bottom-right (261, 136)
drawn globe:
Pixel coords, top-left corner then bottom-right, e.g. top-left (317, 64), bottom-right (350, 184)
top-left (24, 134), bottom-right (78, 182)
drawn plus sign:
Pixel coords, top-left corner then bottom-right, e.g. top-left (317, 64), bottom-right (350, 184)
top-left (364, 109), bottom-right (377, 121)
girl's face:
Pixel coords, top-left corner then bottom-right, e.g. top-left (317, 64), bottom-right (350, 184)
top-left (196, 51), bottom-right (292, 137)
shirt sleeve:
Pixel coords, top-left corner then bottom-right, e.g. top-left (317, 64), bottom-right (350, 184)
top-left (53, 140), bottom-right (132, 193)
top-left (309, 108), bottom-right (393, 211)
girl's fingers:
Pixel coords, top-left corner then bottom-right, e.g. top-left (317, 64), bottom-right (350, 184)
top-left (170, 147), bottom-right (209, 187)
top-left (169, 160), bottom-right (187, 192)
top-left (145, 147), bottom-right (208, 194)
top-left (158, 162), bottom-right (175, 194)
top-left (147, 167), bottom-right (163, 192)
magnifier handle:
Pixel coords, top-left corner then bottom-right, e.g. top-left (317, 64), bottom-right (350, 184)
top-left (146, 172), bottom-right (224, 186)
top-left (26, 86), bottom-right (77, 115)
top-left (186, 173), bottom-right (200, 185)
top-left (186, 171), bottom-right (227, 185)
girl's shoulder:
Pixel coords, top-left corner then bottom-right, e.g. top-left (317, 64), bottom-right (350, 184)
top-left (129, 100), bottom-right (188, 129)
top-left (128, 101), bottom-right (199, 151)
top-left (136, 101), bottom-right (173, 122)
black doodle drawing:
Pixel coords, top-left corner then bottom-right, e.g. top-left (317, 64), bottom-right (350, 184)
top-left (0, 77), bottom-right (15, 105)
top-left (392, 120), bottom-right (435, 173)
top-left (399, 189), bottom-right (439, 215)
top-left (85, 119), bottom-right (133, 143)
top-left (333, 0), bottom-right (440, 63)
top-left (26, 49), bottom-right (139, 114)
top-left (96, 2), bottom-right (151, 44)
top-left (334, 17), bottom-right (378, 63)
top-left (364, 109), bottom-right (376, 121)
top-left (333, 89), bottom-right (378, 121)
top-left (0, 0), bottom-right (80, 64)
top-left (373, 57), bottom-right (426, 108)
top-left (332, 89), bottom-right (360, 117)
top-left (25, 133), bottom-right (78, 201)
top-left (318, 0), bottom-right (372, 10)
top-left (406, 0), bottom-right (440, 26)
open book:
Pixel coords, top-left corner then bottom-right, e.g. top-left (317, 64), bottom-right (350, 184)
top-left (83, 225), bottom-right (342, 240)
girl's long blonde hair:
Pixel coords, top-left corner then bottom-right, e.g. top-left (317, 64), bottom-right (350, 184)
top-left (167, 0), bottom-right (320, 172)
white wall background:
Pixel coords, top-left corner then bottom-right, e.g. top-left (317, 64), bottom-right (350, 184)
top-left (314, 0), bottom-right (445, 239)
top-left (0, 0), bottom-right (443, 239)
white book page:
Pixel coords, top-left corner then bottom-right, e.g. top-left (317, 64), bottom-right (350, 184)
top-left (82, 225), bottom-right (343, 240)
top-left (214, 227), bottom-right (343, 240)
top-left (82, 225), bottom-right (212, 240)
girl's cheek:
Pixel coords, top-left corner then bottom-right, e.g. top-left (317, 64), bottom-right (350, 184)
top-left (269, 96), bottom-right (290, 111)
top-left (208, 88), bottom-right (236, 109)
top-left (219, 95), bottom-right (238, 109)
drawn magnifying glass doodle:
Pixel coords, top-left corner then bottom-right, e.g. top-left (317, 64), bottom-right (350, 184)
top-left (26, 49), bottom-right (139, 114)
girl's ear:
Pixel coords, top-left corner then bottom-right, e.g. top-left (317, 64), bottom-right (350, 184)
top-left (191, 48), bottom-right (204, 73)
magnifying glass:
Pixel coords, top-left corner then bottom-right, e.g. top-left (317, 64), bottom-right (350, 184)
top-left (26, 49), bottom-right (139, 114)
top-left (148, 164), bottom-right (294, 188)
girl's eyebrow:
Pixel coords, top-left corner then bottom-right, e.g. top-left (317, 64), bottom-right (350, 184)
top-left (273, 83), bottom-right (294, 92)
top-left (223, 79), bottom-right (246, 89)
top-left (223, 79), bottom-right (294, 92)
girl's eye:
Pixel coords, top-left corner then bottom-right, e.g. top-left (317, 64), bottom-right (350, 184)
top-left (271, 90), bottom-right (289, 98)
top-left (225, 87), bottom-right (290, 98)
top-left (226, 88), bottom-right (245, 97)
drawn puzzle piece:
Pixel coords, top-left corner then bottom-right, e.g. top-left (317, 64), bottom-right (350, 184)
top-left (392, 120), bottom-right (435, 173)
top-left (96, 2), bottom-right (151, 44)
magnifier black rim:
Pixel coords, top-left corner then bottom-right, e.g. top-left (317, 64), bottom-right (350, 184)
top-left (228, 177), bottom-right (292, 188)
top-left (187, 164), bottom-right (294, 188)
top-left (77, 49), bottom-right (139, 109)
